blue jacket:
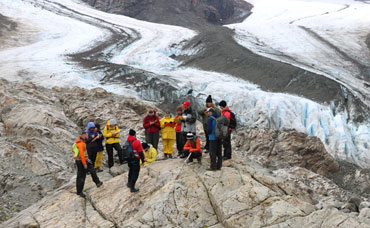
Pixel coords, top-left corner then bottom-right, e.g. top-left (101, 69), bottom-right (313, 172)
top-left (206, 112), bottom-right (218, 141)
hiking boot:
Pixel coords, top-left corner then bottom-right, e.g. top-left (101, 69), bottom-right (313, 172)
top-left (169, 154), bottom-right (173, 159)
top-left (95, 167), bottom-right (103, 173)
top-left (204, 150), bottom-right (209, 154)
top-left (77, 192), bottom-right (86, 198)
top-left (96, 182), bottom-right (103, 188)
top-left (187, 158), bottom-right (193, 163)
top-left (180, 154), bottom-right (187, 158)
top-left (164, 154), bottom-right (168, 159)
top-left (130, 187), bottom-right (139, 193)
top-left (197, 158), bottom-right (202, 164)
top-left (207, 168), bottom-right (216, 171)
top-left (223, 157), bottom-right (230, 161)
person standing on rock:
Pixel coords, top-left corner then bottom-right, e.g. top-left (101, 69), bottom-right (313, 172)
top-left (160, 112), bottom-right (176, 159)
top-left (73, 131), bottom-right (103, 197)
top-left (143, 110), bottom-right (160, 150)
top-left (179, 101), bottom-right (197, 158)
top-left (126, 129), bottom-right (145, 192)
top-left (198, 95), bottom-right (221, 153)
top-left (174, 106), bottom-right (184, 157)
top-left (219, 101), bottom-right (232, 160)
top-left (94, 123), bottom-right (104, 172)
top-left (205, 108), bottom-right (222, 171)
top-left (141, 142), bottom-right (157, 167)
top-left (104, 119), bottom-right (123, 169)
top-left (183, 132), bottom-right (202, 164)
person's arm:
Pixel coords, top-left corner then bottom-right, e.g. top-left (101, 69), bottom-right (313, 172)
top-left (224, 111), bottom-right (231, 121)
top-left (77, 143), bottom-right (87, 166)
top-left (114, 127), bottom-right (120, 138)
top-left (104, 126), bottom-right (113, 138)
top-left (160, 118), bottom-right (165, 129)
top-left (143, 117), bottom-right (151, 129)
top-left (186, 111), bottom-right (197, 124)
top-left (154, 116), bottom-right (160, 128)
top-left (198, 107), bottom-right (206, 116)
top-left (206, 118), bottom-right (213, 135)
top-left (183, 141), bottom-right (191, 151)
top-left (190, 138), bottom-right (201, 153)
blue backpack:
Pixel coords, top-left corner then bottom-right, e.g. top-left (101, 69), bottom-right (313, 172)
top-left (122, 140), bottom-right (137, 160)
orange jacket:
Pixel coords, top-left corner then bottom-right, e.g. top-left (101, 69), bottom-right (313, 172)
top-left (183, 137), bottom-right (202, 153)
top-left (74, 138), bottom-right (88, 165)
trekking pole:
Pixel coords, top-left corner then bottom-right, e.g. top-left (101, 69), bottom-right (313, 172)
top-left (175, 153), bottom-right (192, 180)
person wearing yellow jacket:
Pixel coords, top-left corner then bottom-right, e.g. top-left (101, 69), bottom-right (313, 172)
top-left (160, 113), bottom-right (176, 159)
top-left (141, 143), bottom-right (157, 167)
top-left (103, 119), bottom-right (123, 168)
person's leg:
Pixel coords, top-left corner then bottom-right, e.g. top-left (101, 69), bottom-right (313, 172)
top-left (145, 132), bottom-right (151, 146)
top-left (204, 129), bottom-right (209, 151)
top-left (87, 161), bottom-right (101, 185)
top-left (113, 143), bottom-right (123, 163)
top-left (209, 140), bottom-right (216, 169)
top-left (216, 139), bottom-right (223, 169)
top-left (76, 160), bottom-right (87, 195)
top-left (153, 132), bottom-right (159, 150)
top-left (128, 162), bottom-right (133, 187)
top-left (95, 151), bottom-right (103, 169)
top-left (163, 138), bottom-right (168, 156)
top-left (130, 161), bottom-right (141, 191)
top-left (168, 139), bottom-right (175, 155)
top-left (224, 131), bottom-right (232, 159)
top-left (106, 144), bottom-right (114, 168)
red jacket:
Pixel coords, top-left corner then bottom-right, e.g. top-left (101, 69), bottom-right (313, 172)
top-left (222, 107), bottom-right (232, 130)
top-left (143, 111), bottom-right (160, 133)
top-left (183, 137), bottom-right (202, 153)
top-left (127, 135), bottom-right (145, 162)
top-left (174, 115), bottom-right (182, 133)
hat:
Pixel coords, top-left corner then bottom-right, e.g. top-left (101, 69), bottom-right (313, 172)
top-left (129, 129), bottom-right (136, 136)
top-left (186, 132), bottom-right (194, 139)
top-left (219, 100), bottom-right (227, 108)
top-left (142, 142), bottom-right (149, 149)
top-left (206, 95), bottom-right (213, 103)
top-left (183, 101), bottom-right (190, 108)
top-left (109, 119), bottom-right (117, 126)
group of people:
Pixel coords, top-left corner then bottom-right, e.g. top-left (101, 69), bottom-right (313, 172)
top-left (72, 95), bottom-right (235, 196)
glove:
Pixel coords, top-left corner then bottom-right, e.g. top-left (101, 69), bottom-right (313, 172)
top-left (87, 159), bottom-right (93, 164)
top-left (83, 164), bottom-right (87, 169)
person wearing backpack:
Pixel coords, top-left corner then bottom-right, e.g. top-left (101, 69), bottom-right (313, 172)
top-left (198, 95), bottom-right (221, 153)
top-left (94, 123), bottom-right (104, 172)
top-left (86, 122), bottom-right (100, 166)
top-left (125, 129), bottom-right (145, 193)
top-left (183, 132), bottom-right (202, 164)
top-left (104, 119), bottom-right (123, 169)
top-left (143, 110), bottom-right (160, 150)
top-left (141, 142), bottom-right (157, 167)
top-left (205, 108), bottom-right (222, 171)
top-left (160, 112), bottom-right (176, 159)
top-left (73, 131), bottom-right (103, 198)
top-left (174, 106), bottom-right (184, 157)
top-left (219, 100), bottom-right (236, 160)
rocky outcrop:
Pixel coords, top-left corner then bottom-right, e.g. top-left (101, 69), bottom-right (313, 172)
top-left (0, 79), bottom-right (159, 223)
top-left (3, 157), bottom-right (370, 228)
top-left (233, 127), bottom-right (340, 177)
top-left (81, 0), bottom-right (253, 27)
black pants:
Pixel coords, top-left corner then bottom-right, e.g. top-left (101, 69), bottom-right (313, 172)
top-left (182, 150), bottom-right (202, 161)
top-left (204, 129), bottom-right (210, 150)
top-left (76, 160), bottom-right (100, 194)
top-left (210, 139), bottom-right (222, 169)
top-left (106, 143), bottom-right (122, 168)
top-left (176, 132), bottom-right (184, 153)
top-left (128, 160), bottom-right (140, 188)
top-left (223, 130), bottom-right (232, 159)
top-left (145, 132), bottom-right (159, 149)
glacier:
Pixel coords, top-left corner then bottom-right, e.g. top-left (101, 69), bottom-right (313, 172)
top-left (0, 0), bottom-right (369, 167)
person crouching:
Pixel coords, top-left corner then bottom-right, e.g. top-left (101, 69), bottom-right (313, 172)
top-left (183, 132), bottom-right (202, 164)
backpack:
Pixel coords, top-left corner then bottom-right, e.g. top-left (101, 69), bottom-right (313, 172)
top-left (72, 143), bottom-right (79, 158)
top-left (122, 140), bottom-right (137, 160)
top-left (225, 110), bottom-right (237, 129)
top-left (215, 116), bottom-right (229, 140)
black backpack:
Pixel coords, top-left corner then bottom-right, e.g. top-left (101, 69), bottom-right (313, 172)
top-left (226, 110), bottom-right (237, 129)
top-left (122, 141), bottom-right (135, 160)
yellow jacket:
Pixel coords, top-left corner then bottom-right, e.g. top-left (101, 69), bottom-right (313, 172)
top-left (141, 147), bottom-right (157, 167)
top-left (103, 120), bottom-right (120, 144)
top-left (160, 116), bottom-right (176, 140)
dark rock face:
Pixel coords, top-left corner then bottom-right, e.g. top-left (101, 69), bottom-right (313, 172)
top-left (81, 0), bottom-right (253, 27)
top-left (234, 127), bottom-right (340, 177)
